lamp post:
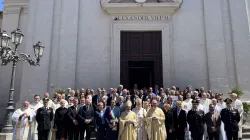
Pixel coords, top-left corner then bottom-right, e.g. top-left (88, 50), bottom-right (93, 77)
top-left (0, 29), bottom-right (45, 133)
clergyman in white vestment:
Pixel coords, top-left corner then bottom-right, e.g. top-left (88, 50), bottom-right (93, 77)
top-left (231, 93), bottom-right (243, 139)
top-left (12, 101), bottom-right (35, 140)
top-left (132, 98), bottom-right (147, 140)
top-left (214, 96), bottom-right (227, 140)
top-left (30, 95), bottom-right (43, 140)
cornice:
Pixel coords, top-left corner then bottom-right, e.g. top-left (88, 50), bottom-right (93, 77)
top-left (3, 0), bottom-right (29, 14)
top-left (100, 0), bottom-right (183, 16)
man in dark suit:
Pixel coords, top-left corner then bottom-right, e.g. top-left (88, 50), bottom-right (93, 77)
top-left (92, 88), bottom-right (102, 111)
top-left (221, 98), bottom-right (240, 140)
top-left (36, 98), bottom-right (54, 140)
top-left (67, 98), bottom-right (81, 140)
top-left (204, 104), bottom-right (221, 140)
top-left (78, 98), bottom-right (94, 140)
top-left (130, 90), bottom-right (139, 108)
top-left (187, 99), bottom-right (205, 140)
top-left (107, 89), bottom-right (118, 106)
top-left (173, 101), bottom-right (187, 140)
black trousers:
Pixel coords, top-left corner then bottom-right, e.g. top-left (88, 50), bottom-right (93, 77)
top-left (226, 131), bottom-right (238, 140)
top-left (208, 132), bottom-right (219, 140)
top-left (96, 125), bottom-right (106, 140)
top-left (80, 125), bottom-right (92, 140)
top-left (175, 127), bottom-right (185, 140)
top-left (68, 126), bottom-right (79, 140)
top-left (191, 131), bottom-right (203, 140)
top-left (166, 131), bottom-right (175, 140)
top-left (38, 130), bottom-right (50, 140)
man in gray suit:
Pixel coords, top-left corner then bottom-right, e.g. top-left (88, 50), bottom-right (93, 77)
top-left (116, 96), bottom-right (126, 113)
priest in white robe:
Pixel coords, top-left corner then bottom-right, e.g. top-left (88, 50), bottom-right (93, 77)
top-left (30, 95), bottom-right (43, 140)
top-left (231, 93), bottom-right (243, 139)
top-left (12, 101), bottom-right (35, 140)
top-left (183, 93), bottom-right (193, 110)
top-left (200, 92), bottom-right (211, 111)
top-left (132, 98), bottom-right (147, 140)
top-left (214, 96), bottom-right (227, 140)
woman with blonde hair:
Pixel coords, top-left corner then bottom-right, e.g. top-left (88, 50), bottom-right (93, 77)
top-left (53, 99), bottom-right (68, 140)
top-left (132, 98), bottom-right (147, 140)
top-left (163, 103), bottom-right (174, 140)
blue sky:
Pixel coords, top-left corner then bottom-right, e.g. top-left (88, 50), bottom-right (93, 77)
top-left (0, 0), bottom-right (3, 11)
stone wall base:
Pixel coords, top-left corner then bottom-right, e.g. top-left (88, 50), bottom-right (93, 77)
top-left (0, 133), bottom-right (13, 140)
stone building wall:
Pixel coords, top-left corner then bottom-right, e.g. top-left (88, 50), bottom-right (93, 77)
top-left (0, 0), bottom-right (250, 127)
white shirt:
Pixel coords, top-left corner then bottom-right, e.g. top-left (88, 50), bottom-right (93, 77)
top-left (184, 98), bottom-right (193, 110)
top-left (200, 98), bottom-right (211, 110)
top-left (215, 102), bottom-right (226, 113)
top-left (30, 102), bottom-right (43, 111)
top-left (232, 99), bottom-right (243, 116)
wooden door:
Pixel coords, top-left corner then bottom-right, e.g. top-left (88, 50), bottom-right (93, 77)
top-left (120, 31), bottom-right (163, 89)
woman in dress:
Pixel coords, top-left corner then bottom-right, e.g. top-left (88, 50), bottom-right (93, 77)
top-left (132, 98), bottom-right (147, 140)
top-left (53, 99), bottom-right (68, 140)
top-left (95, 101), bottom-right (106, 140)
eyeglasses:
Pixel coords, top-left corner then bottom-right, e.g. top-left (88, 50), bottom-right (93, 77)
top-left (218, 99), bottom-right (222, 100)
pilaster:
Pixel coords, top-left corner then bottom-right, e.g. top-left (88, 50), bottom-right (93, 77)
top-left (203, 0), bottom-right (230, 93)
top-left (57, 0), bottom-right (79, 89)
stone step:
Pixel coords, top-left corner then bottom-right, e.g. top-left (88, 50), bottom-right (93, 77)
top-left (243, 133), bottom-right (250, 139)
top-left (243, 127), bottom-right (250, 133)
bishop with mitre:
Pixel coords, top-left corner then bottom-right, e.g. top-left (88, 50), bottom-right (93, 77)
top-left (118, 100), bottom-right (138, 140)
top-left (145, 99), bottom-right (166, 140)
top-left (12, 100), bottom-right (35, 140)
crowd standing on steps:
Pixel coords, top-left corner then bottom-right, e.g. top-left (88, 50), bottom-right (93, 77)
top-left (11, 85), bottom-right (243, 140)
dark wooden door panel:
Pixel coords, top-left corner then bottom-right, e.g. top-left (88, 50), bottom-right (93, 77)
top-left (120, 31), bottom-right (163, 89)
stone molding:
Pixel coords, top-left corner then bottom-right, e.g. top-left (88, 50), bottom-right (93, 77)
top-left (3, 0), bottom-right (29, 14)
top-left (100, 0), bottom-right (183, 15)
top-left (110, 20), bottom-right (172, 87)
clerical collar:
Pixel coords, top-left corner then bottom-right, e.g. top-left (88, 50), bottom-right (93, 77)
top-left (227, 107), bottom-right (233, 110)
top-left (23, 107), bottom-right (28, 110)
top-left (126, 110), bottom-right (131, 113)
top-left (193, 109), bottom-right (198, 111)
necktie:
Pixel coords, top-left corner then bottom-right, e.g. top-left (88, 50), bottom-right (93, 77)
top-left (212, 114), bottom-right (216, 126)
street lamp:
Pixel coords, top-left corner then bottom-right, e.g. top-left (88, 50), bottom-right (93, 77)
top-left (0, 29), bottom-right (45, 133)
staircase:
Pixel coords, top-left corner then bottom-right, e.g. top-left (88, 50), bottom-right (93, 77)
top-left (243, 125), bottom-right (250, 139)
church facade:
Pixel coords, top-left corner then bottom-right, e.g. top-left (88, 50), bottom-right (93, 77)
top-left (0, 0), bottom-right (250, 125)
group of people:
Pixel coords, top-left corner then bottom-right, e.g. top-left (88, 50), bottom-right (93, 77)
top-left (11, 85), bottom-right (244, 140)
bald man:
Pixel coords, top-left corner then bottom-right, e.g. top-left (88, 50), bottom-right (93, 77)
top-left (12, 101), bottom-right (35, 140)
top-left (146, 99), bottom-right (166, 140)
